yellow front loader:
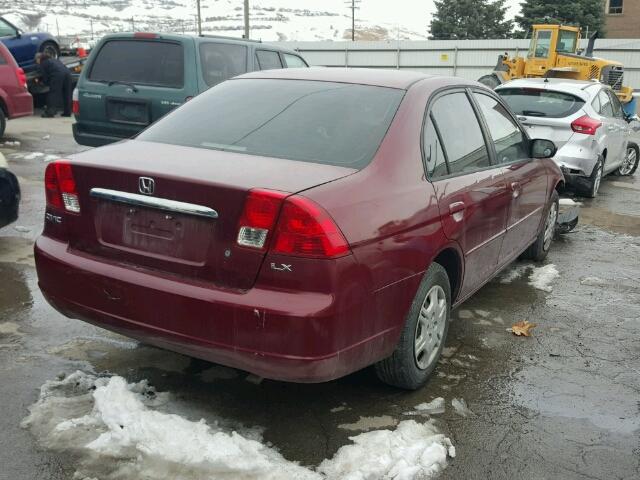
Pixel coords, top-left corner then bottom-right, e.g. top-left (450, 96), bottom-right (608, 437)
top-left (479, 24), bottom-right (634, 110)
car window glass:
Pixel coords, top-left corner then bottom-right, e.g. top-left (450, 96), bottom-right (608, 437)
top-left (591, 92), bottom-right (601, 114)
top-left (89, 40), bottom-right (184, 88)
top-left (255, 50), bottom-right (282, 70)
top-left (0, 20), bottom-right (16, 37)
top-left (497, 88), bottom-right (585, 118)
top-left (199, 43), bottom-right (247, 87)
top-left (608, 90), bottom-right (624, 118)
top-left (283, 53), bottom-right (308, 68)
top-left (533, 30), bottom-right (552, 58)
top-left (138, 79), bottom-right (404, 169)
top-left (598, 90), bottom-right (614, 117)
top-left (423, 115), bottom-right (448, 178)
top-left (430, 92), bottom-right (490, 174)
top-left (474, 93), bottom-right (530, 164)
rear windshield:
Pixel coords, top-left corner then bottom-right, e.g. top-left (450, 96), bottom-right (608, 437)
top-left (497, 88), bottom-right (585, 118)
top-left (89, 40), bottom-right (184, 88)
top-left (199, 42), bottom-right (247, 87)
top-left (138, 79), bottom-right (404, 169)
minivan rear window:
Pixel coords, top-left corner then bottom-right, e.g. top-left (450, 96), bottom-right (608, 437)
top-left (497, 88), bottom-right (585, 118)
top-left (89, 40), bottom-right (184, 88)
top-left (138, 79), bottom-right (404, 169)
top-left (199, 43), bottom-right (247, 87)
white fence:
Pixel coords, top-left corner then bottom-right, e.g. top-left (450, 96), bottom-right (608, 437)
top-left (271, 38), bottom-right (640, 89)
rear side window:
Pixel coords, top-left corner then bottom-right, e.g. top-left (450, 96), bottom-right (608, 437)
top-left (89, 40), bottom-right (184, 88)
top-left (255, 50), bottom-right (282, 70)
top-left (423, 115), bottom-right (447, 178)
top-left (199, 43), bottom-right (247, 87)
top-left (138, 79), bottom-right (404, 169)
top-left (498, 88), bottom-right (585, 118)
top-left (429, 92), bottom-right (490, 175)
top-left (283, 53), bottom-right (307, 68)
top-left (474, 93), bottom-right (530, 165)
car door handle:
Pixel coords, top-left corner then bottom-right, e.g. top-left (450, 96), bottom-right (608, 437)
top-left (449, 202), bottom-right (465, 222)
top-left (510, 182), bottom-right (521, 198)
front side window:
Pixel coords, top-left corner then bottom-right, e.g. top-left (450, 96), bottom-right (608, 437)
top-left (430, 92), bottom-right (490, 175)
top-left (609, 0), bottom-right (623, 14)
top-left (474, 93), bottom-right (529, 165)
top-left (557, 30), bottom-right (578, 54)
top-left (255, 50), bottom-right (282, 70)
top-left (199, 43), bottom-right (247, 87)
top-left (608, 90), bottom-right (624, 118)
top-left (138, 79), bottom-right (404, 169)
top-left (532, 30), bottom-right (553, 59)
top-left (0, 19), bottom-right (16, 37)
top-left (283, 53), bottom-right (308, 68)
top-left (89, 40), bottom-right (184, 88)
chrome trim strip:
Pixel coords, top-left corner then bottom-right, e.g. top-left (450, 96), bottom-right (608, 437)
top-left (507, 206), bottom-right (542, 230)
top-left (467, 228), bottom-right (507, 256)
top-left (90, 188), bottom-right (218, 219)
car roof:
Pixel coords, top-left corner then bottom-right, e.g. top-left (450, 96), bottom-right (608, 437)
top-left (235, 67), bottom-right (469, 90)
top-left (496, 78), bottom-right (602, 97)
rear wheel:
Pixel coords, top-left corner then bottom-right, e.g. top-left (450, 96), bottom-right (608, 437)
top-left (522, 190), bottom-right (559, 262)
top-left (375, 262), bottom-right (450, 390)
top-left (478, 73), bottom-right (501, 89)
top-left (616, 144), bottom-right (639, 176)
top-left (40, 41), bottom-right (60, 59)
top-left (577, 158), bottom-right (603, 198)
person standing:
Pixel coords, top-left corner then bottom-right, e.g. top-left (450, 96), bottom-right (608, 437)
top-left (35, 52), bottom-right (72, 118)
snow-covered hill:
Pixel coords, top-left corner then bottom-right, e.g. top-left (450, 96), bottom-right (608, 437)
top-left (0, 0), bottom-right (429, 46)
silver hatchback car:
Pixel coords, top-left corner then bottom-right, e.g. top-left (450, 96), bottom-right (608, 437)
top-left (496, 78), bottom-right (638, 197)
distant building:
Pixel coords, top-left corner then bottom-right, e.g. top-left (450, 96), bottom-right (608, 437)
top-left (605, 0), bottom-right (640, 38)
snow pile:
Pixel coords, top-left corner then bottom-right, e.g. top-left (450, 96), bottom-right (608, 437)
top-left (23, 371), bottom-right (455, 480)
top-left (413, 397), bottom-right (446, 415)
top-left (528, 264), bottom-right (560, 292)
top-left (451, 398), bottom-right (474, 418)
top-left (498, 264), bottom-right (529, 284)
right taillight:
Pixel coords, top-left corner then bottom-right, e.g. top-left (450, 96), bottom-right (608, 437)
top-left (15, 68), bottom-right (27, 90)
top-left (44, 160), bottom-right (80, 213)
top-left (72, 88), bottom-right (79, 115)
top-left (571, 115), bottom-right (601, 135)
top-left (236, 189), bottom-right (350, 258)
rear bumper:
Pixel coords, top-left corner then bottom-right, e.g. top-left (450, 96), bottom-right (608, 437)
top-left (34, 235), bottom-right (397, 382)
top-left (72, 123), bottom-right (129, 147)
top-left (8, 91), bottom-right (33, 119)
top-left (554, 142), bottom-right (599, 180)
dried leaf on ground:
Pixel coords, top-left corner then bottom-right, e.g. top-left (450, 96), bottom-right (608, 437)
top-left (509, 320), bottom-right (537, 337)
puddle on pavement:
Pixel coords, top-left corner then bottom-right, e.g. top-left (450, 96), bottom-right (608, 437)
top-left (0, 236), bottom-right (35, 266)
top-left (579, 206), bottom-right (640, 236)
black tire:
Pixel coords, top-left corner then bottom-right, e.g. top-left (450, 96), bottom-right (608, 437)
top-left (616, 143), bottom-right (639, 176)
top-left (0, 108), bottom-right (6, 139)
top-left (522, 190), bottom-right (559, 262)
top-left (375, 262), bottom-right (451, 390)
top-left (40, 41), bottom-right (60, 59)
top-left (576, 157), bottom-right (604, 198)
top-left (478, 73), bottom-right (501, 89)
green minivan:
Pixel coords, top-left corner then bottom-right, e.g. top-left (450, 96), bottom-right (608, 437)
top-left (72, 33), bottom-right (308, 147)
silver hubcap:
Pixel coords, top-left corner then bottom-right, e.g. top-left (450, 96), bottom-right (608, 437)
top-left (414, 285), bottom-right (447, 370)
top-left (593, 166), bottom-right (602, 195)
top-left (619, 148), bottom-right (637, 175)
top-left (543, 201), bottom-right (558, 251)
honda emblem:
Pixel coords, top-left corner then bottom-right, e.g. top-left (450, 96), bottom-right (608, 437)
top-left (138, 177), bottom-right (155, 195)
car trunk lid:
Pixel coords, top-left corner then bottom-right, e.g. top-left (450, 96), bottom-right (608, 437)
top-left (516, 112), bottom-right (583, 148)
top-left (66, 140), bottom-right (356, 290)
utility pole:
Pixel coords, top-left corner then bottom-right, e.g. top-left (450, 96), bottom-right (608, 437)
top-left (243, 0), bottom-right (250, 39)
top-left (196, 0), bottom-right (202, 35)
top-left (345, 0), bottom-right (360, 41)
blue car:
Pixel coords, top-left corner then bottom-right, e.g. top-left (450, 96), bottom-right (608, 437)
top-left (0, 17), bottom-right (60, 73)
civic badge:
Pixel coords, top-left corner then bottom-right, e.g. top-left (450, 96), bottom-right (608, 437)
top-left (138, 177), bottom-right (155, 195)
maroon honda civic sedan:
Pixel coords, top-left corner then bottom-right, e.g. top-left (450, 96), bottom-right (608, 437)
top-left (35, 68), bottom-right (563, 389)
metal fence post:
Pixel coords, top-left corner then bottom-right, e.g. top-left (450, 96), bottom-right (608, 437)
top-left (453, 46), bottom-right (458, 76)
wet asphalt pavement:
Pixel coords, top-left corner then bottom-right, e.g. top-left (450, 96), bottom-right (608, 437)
top-left (1, 116), bottom-right (639, 480)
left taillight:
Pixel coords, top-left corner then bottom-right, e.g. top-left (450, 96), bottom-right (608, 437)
top-left (15, 67), bottom-right (27, 90)
top-left (72, 88), bottom-right (79, 115)
top-left (45, 160), bottom-right (80, 213)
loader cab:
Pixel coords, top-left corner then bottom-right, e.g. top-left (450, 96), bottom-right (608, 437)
top-left (525, 25), bottom-right (581, 77)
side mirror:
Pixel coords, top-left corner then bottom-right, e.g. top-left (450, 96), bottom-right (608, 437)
top-left (531, 138), bottom-right (556, 159)
top-left (14, 29), bottom-right (21, 38)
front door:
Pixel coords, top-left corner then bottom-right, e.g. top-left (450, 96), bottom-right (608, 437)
top-left (471, 91), bottom-right (548, 264)
top-left (606, 89), bottom-right (631, 172)
top-left (425, 91), bottom-right (510, 299)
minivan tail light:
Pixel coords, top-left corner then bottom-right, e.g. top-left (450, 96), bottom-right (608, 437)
top-left (571, 115), bottom-right (601, 135)
top-left (45, 160), bottom-right (80, 213)
top-left (237, 189), bottom-right (287, 249)
top-left (72, 88), bottom-right (79, 115)
top-left (15, 67), bottom-right (27, 90)
top-left (272, 196), bottom-right (350, 258)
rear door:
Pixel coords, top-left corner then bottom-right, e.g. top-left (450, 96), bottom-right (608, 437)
top-left (596, 88), bottom-right (624, 165)
top-left (255, 49), bottom-right (283, 70)
top-left (78, 36), bottom-right (195, 139)
top-left (472, 90), bottom-right (548, 265)
top-left (197, 41), bottom-right (248, 91)
top-left (425, 90), bottom-right (510, 298)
